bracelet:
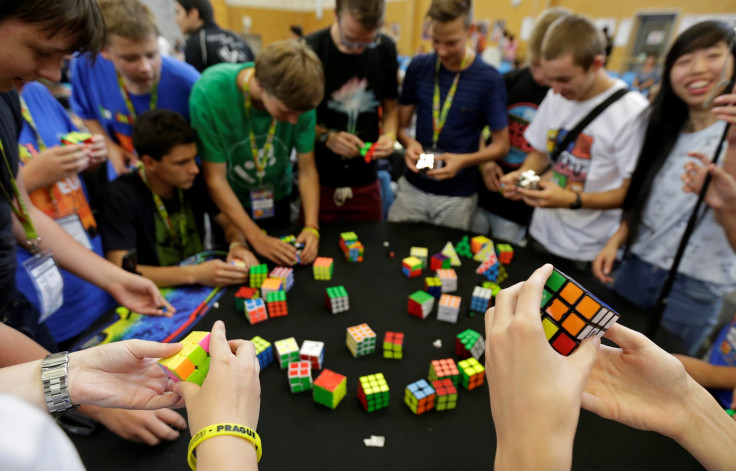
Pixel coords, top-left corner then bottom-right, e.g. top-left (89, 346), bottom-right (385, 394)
top-left (303, 225), bottom-right (320, 239)
top-left (188, 423), bottom-right (262, 470)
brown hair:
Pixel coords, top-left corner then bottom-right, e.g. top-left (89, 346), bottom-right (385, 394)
top-left (541, 14), bottom-right (605, 69)
top-left (99, 0), bottom-right (158, 43)
top-left (336, 0), bottom-right (385, 30)
top-left (528, 7), bottom-right (571, 60)
top-left (255, 40), bottom-right (324, 112)
top-left (427, 0), bottom-right (472, 30)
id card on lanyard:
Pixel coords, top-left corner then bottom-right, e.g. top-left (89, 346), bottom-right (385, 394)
top-left (250, 186), bottom-right (275, 220)
top-left (56, 214), bottom-right (92, 250)
top-left (23, 251), bottom-right (64, 322)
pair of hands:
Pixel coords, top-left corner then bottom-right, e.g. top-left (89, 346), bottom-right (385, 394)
top-left (404, 139), bottom-right (467, 180)
top-left (497, 167), bottom-right (577, 208)
top-left (187, 244), bottom-right (259, 287)
top-left (249, 228), bottom-right (318, 267)
top-left (108, 140), bottom-right (139, 177)
top-left (23, 134), bottom-right (107, 188)
top-left (325, 132), bottom-right (394, 160)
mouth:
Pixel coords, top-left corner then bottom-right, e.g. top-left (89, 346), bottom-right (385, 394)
top-left (13, 78), bottom-right (27, 90)
top-left (686, 79), bottom-right (712, 95)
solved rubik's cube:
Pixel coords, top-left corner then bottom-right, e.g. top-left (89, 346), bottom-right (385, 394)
top-left (458, 357), bottom-right (485, 390)
top-left (541, 268), bottom-right (620, 356)
top-left (251, 335), bottom-right (274, 370)
top-left (313, 369), bottom-right (347, 409)
top-left (300, 340), bottom-right (325, 370)
top-left (313, 257), bottom-right (334, 280)
top-left (496, 243), bottom-right (514, 265)
top-left (346, 323), bottom-right (376, 357)
top-left (383, 331), bottom-right (404, 359)
top-left (326, 285), bottom-right (349, 314)
top-left (234, 286), bottom-right (259, 311)
top-left (436, 269), bottom-right (457, 292)
top-left (249, 263), bottom-right (268, 288)
top-left (270, 267), bottom-right (294, 291)
top-left (287, 360), bottom-right (313, 393)
top-left (430, 252), bottom-right (451, 271)
top-left (274, 337), bottom-right (300, 369)
top-left (456, 328), bottom-right (485, 360)
top-left (455, 236), bottom-right (473, 259)
top-left (159, 331), bottom-right (211, 385)
top-left (410, 247), bottom-right (428, 268)
top-left (424, 277), bottom-right (442, 298)
top-left (437, 294), bottom-right (461, 323)
top-left (358, 373), bottom-right (390, 412)
top-left (408, 290), bottom-right (435, 319)
top-left (340, 232), bottom-right (364, 262)
top-left (402, 256), bottom-right (423, 278)
top-left (428, 358), bottom-right (459, 387)
top-left (244, 298), bottom-right (268, 324)
top-left (404, 379), bottom-right (435, 415)
top-left (470, 286), bottom-right (492, 313)
top-left (260, 277), bottom-right (283, 298)
top-left (266, 290), bottom-right (288, 318)
top-left (432, 379), bottom-right (458, 411)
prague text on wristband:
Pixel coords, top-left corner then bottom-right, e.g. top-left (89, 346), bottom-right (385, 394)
top-left (188, 423), bottom-right (262, 470)
top-left (303, 226), bottom-right (320, 239)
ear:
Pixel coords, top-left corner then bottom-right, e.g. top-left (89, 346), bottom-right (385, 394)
top-left (100, 47), bottom-right (111, 61)
top-left (590, 54), bottom-right (605, 72)
top-left (141, 154), bottom-right (157, 171)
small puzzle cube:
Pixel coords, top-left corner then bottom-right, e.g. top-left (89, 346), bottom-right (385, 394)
top-left (408, 290), bottom-right (435, 319)
top-left (358, 373), bottom-right (390, 412)
top-left (437, 294), bottom-right (461, 323)
top-left (430, 253), bottom-right (451, 271)
top-left (404, 379), bottom-right (435, 415)
top-left (300, 339), bottom-right (325, 370)
top-left (249, 263), bottom-right (268, 288)
top-left (250, 335), bottom-right (274, 370)
top-left (401, 256), bottom-right (423, 277)
top-left (287, 360), bottom-right (313, 393)
top-left (230, 257), bottom-right (248, 270)
top-left (428, 358), bottom-right (460, 387)
top-left (432, 378), bottom-right (458, 411)
top-left (234, 286), bottom-right (259, 311)
top-left (269, 266), bottom-right (294, 291)
top-left (274, 337), bottom-right (300, 369)
top-left (346, 323), bottom-right (376, 357)
top-left (260, 277), bottom-right (283, 298)
top-left (326, 285), bottom-right (349, 314)
top-left (244, 298), bottom-right (268, 324)
top-left (470, 286), bottom-right (492, 313)
top-left (424, 276), bottom-right (442, 298)
top-left (410, 247), bottom-right (428, 268)
top-left (436, 269), bottom-right (457, 292)
top-left (471, 235), bottom-right (491, 254)
top-left (313, 257), bottom-right (334, 280)
top-left (458, 357), bottom-right (485, 390)
top-left (343, 239), bottom-right (364, 262)
top-left (496, 243), bottom-right (514, 265)
top-left (456, 329), bottom-right (484, 360)
top-left (266, 290), bottom-right (288, 318)
top-left (158, 331), bottom-right (211, 386)
top-left (313, 369), bottom-right (347, 409)
top-left (383, 331), bottom-right (404, 359)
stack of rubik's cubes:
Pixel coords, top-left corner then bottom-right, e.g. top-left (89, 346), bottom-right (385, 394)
top-left (340, 231), bottom-right (364, 262)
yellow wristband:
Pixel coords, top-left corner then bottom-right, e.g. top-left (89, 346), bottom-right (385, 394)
top-left (188, 423), bottom-right (262, 470)
top-left (303, 226), bottom-right (320, 239)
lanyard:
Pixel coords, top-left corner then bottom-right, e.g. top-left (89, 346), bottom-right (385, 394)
top-left (117, 72), bottom-right (159, 122)
top-left (19, 97), bottom-right (46, 152)
top-left (432, 48), bottom-right (471, 147)
top-left (138, 164), bottom-right (187, 250)
top-left (0, 140), bottom-right (41, 252)
top-left (241, 68), bottom-right (277, 180)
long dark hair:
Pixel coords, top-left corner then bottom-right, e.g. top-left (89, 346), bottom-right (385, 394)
top-left (623, 21), bottom-right (736, 249)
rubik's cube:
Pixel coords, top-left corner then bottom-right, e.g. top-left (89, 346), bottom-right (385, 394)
top-left (300, 339), bottom-right (324, 370)
top-left (432, 378), bottom-right (458, 411)
top-left (340, 232), bottom-right (364, 262)
top-left (428, 358), bottom-right (459, 387)
top-left (383, 331), bottom-right (404, 359)
top-left (456, 328), bottom-right (485, 360)
top-left (437, 294), bottom-right (461, 323)
top-left (281, 234), bottom-right (296, 245)
top-left (471, 235), bottom-right (492, 255)
top-left (541, 268), bottom-right (620, 356)
top-left (455, 236), bottom-right (473, 258)
top-left (313, 369), bottom-right (347, 409)
top-left (346, 323), bottom-right (376, 357)
top-left (274, 337), bottom-right (300, 369)
top-left (358, 373), bottom-right (390, 412)
top-left (326, 285), bottom-right (349, 314)
top-left (230, 257), bottom-right (248, 269)
top-left (158, 331), bottom-right (210, 385)
top-left (496, 243), bottom-right (514, 265)
top-left (458, 357), bottom-right (485, 390)
top-left (234, 286), bottom-right (259, 311)
top-left (266, 290), bottom-right (288, 318)
top-left (61, 131), bottom-right (94, 146)
top-left (470, 286), bottom-right (492, 313)
top-left (482, 281), bottom-right (502, 297)
top-left (244, 298), bottom-right (268, 324)
top-left (401, 256), bottom-right (423, 277)
top-left (441, 241), bottom-right (461, 266)
top-left (404, 379), bottom-right (435, 415)
top-left (408, 290), bottom-right (434, 319)
top-left (249, 263), bottom-right (268, 288)
top-left (474, 240), bottom-right (496, 262)
top-left (287, 360), bottom-right (313, 393)
top-left (251, 335), bottom-right (274, 369)
top-left (269, 267), bottom-right (294, 291)
top-left (410, 246), bottom-right (428, 268)
top-left (313, 257), bottom-right (334, 280)
top-left (430, 253), bottom-right (451, 271)
top-left (424, 277), bottom-right (442, 298)
top-left (260, 277), bottom-right (283, 298)
top-left (280, 234), bottom-right (304, 264)
top-left (436, 269), bottom-right (457, 292)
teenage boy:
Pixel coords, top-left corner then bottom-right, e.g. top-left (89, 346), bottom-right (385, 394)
top-left (190, 40), bottom-right (323, 267)
top-left (70, 0), bottom-right (200, 177)
top-left (500, 14), bottom-right (648, 265)
top-left (389, 0), bottom-right (509, 230)
top-left (100, 110), bottom-right (256, 287)
top-left (306, 0), bottom-right (399, 222)
top-left (174, 0), bottom-right (254, 72)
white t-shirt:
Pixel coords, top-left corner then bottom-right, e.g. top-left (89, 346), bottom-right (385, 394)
top-left (524, 80), bottom-right (649, 261)
top-left (632, 120), bottom-right (736, 288)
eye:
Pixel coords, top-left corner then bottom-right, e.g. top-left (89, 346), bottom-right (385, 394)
top-left (35, 49), bottom-right (52, 58)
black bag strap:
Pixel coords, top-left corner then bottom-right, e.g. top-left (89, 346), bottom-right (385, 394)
top-left (549, 88), bottom-right (629, 162)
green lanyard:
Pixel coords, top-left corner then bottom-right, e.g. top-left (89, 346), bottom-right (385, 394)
top-left (0, 140), bottom-right (41, 252)
top-left (19, 97), bottom-right (46, 152)
top-left (432, 48), bottom-right (471, 147)
top-left (242, 68), bottom-right (277, 181)
top-left (138, 164), bottom-right (187, 250)
top-left (117, 72), bottom-right (159, 122)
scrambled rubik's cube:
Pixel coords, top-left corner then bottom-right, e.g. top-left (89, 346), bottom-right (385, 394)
top-left (244, 298), bottom-right (268, 324)
top-left (482, 281), bottom-right (502, 297)
top-left (274, 337), bottom-right (300, 369)
top-left (496, 243), bottom-right (514, 265)
top-left (458, 357), bottom-right (485, 390)
top-left (424, 276), bottom-right (442, 298)
top-left (230, 257), bottom-right (248, 270)
top-left (470, 286), bottom-right (492, 313)
top-left (260, 277), bottom-right (283, 298)
top-left (455, 236), bottom-right (473, 259)
top-left (266, 290), bottom-right (288, 317)
top-left (430, 252), bottom-right (451, 271)
top-left (474, 240), bottom-right (495, 262)
top-left (280, 234), bottom-right (304, 264)
top-left (410, 246), bottom-right (428, 268)
top-left (249, 263), bottom-right (268, 288)
top-left (234, 286), bottom-right (259, 311)
top-left (300, 340), bottom-right (324, 370)
top-left (441, 241), bottom-right (461, 266)
top-left (428, 358), bottom-right (459, 387)
top-left (346, 323), bottom-right (376, 357)
top-left (402, 256), bottom-right (423, 278)
top-left (436, 269), bottom-right (457, 292)
top-left (313, 257), bottom-right (334, 280)
top-left (158, 331), bottom-right (210, 386)
top-left (432, 378), bottom-right (458, 411)
top-left (358, 373), bottom-right (390, 412)
top-left (456, 328), bottom-right (485, 360)
top-left (340, 231), bottom-right (364, 262)
top-left (383, 331), bottom-right (404, 359)
top-left (408, 290), bottom-right (434, 319)
top-left (326, 285), bottom-right (349, 314)
top-left (404, 379), bottom-right (435, 415)
top-left (61, 131), bottom-right (94, 146)
top-left (471, 235), bottom-right (492, 255)
top-left (313, 369), bottom-right (347, 409)
top-left (251, 335), bottom-right (274, 369)
top-left (269, 267), bottom-right (294, 291)
top-left (287, 360), bottom-right (313, 393)
top-left (437, 294), bottom-right (461, 323)
top-left (541, 268), bottom-right (620, 356)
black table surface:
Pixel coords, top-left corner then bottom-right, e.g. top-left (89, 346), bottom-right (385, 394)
top-left (70, 221), bottom-right (704, 471)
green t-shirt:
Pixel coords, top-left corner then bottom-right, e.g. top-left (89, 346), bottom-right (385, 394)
top-left (189, 62), bottom-right (316, 207)
top-left (155, 201), bottom-right (203, 267)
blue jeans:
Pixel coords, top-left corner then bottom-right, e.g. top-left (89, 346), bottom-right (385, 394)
top-left (377, 170), bottom-right (394, 220)
top-left (613, 255), bottom-right (726, 355)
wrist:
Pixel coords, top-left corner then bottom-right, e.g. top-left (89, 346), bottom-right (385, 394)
top-left (569, 190), bottom-right (583, 210)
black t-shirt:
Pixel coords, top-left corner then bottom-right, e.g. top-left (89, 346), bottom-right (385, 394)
top-left (305, 27), bottom-right (399, 188)
top-left (184, 25), bottom-right (255, 73)
top-left (0, 91), bottom-right (23, 305)
top-left (99, 171), bottom-right (221, 266)
top-left (477, 67), bottom-right (548, 225)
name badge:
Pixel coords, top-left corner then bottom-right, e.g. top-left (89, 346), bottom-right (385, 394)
top-left (23, 251), bottom-right (64, 322)
top-left (250, 186), bottom-right (275, 220)
top-left (56, 214), bottom-right (92, 250)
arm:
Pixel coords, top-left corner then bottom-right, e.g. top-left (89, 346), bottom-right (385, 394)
top-left (498, 149), bottom-right (550, 200)
top-left (674, 355), bottom-right (736, 390)
top-left (428, 126), bottom-right (510, 181)
top-left (516, 177), bottom-right (632, 210)
top-left (371, 98), bottom-right (399, 159)
top-left (82, 118), bottom-right (137, 176)
top-left (396, 103), bottom-right (424, 172)
top-left (592, 219), bottom-right (630, 282)
top-left (21, 144), bottom-right (88, 192)
top-left (294, 151), bottom-right (320, 264)
top-left (212, 213), bottom-right (259, 267)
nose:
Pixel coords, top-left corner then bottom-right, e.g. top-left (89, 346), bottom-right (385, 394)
top-left (288, 113), bottom-right (299, 125)
top-left (37, 56), bottom-right (63, 83)
top-left (139, 58), bottom-right (153, 74)
top-left (691, 53), bottom-right (709, 73)
top-left (190, 161), bottom-right (200, 174)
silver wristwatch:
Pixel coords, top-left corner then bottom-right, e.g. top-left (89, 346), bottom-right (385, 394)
top-left (42, 351), bottom-right (78, 414)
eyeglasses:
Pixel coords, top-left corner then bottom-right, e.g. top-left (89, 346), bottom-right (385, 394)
top-left (337, 19), bottom-right (380, 50)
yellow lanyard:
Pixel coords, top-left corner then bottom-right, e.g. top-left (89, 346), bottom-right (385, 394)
top-left (138, 164), bottom-right (187, 250)
top-left (241, 68), bottom-right (277, 181)
top-left (0, 140), bottom-right (41, 252)
top-left (117, 72), bottom-right (159, 122)
top-left (432, 48), bottom-right (471, 147)
top-left (19, 97), bottom-right (46, 152)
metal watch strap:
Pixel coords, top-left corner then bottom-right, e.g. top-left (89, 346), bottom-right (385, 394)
top-left (42, 351), bottom-right (78, 414)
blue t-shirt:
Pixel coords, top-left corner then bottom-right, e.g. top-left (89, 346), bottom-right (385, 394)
top-left (708, 316), bottom-right (736, 408)
top-left (15, 82), bottom-right (114, 342)
top-left (399, 53), bottom-right (507, 196)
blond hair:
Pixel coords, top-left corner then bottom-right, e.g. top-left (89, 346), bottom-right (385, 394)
top-left (427, 0), bottom-right (472, 30)
top-left (541, 14), bottom-right (605, 69)
top-left (336, 0), bottom-right (385, 30)
top-left (528, 7), bottom-right (571, 60)
top-left (255, 40), bottom-right (325, 112)
top-left (99, 0), bottom-right (158, 43)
